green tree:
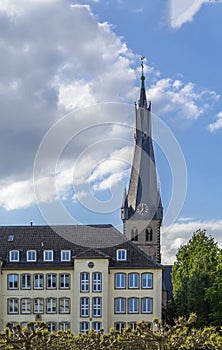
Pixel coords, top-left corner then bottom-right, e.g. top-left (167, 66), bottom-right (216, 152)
top-left (171, 229), bottom-right (220, 327)
top-left (205, 250), bottom-right (222, 326)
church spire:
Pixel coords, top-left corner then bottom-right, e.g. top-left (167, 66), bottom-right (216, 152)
top-left (122, 57), bottom-right (163, 263)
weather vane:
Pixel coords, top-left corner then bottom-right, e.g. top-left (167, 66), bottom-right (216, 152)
top-left (140, 56), bottom-right (145, 75)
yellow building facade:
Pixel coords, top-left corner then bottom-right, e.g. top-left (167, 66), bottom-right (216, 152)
top-left (0, 225), bottom-right (162, 334)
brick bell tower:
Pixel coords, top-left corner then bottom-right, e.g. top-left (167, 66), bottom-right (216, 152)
top-left (122, 58), bottom-right (163, 263)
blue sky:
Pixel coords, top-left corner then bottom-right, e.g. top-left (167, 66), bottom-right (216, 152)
top-left (0, 0), bottom-right (221, 263)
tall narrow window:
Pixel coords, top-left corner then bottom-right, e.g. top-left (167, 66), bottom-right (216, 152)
top-left (80, 272), bottom-right (89, 292)
top-left (115, 298), bottom-right (126, 314)
top-left (142, 273), bottom-right (153, 289)
top-left (115, 273), bottom-right (126, 289)
top-left (46, 298), bottom-right (57, 314)
top-left (59, 274), bottom-right (70, 289)
top-left (47, 322), bottom-right (57, 332)
top-left (141, 298), bottom-right (153, 314)
top-left (80, 297), bottom-right (89, 317)
top-left (46, 274), bottom-right (57, 289)
top-left (114, 322), bottom-right (126, 333)
top-left (21, 274), bottom-right (31, 289)
top-left (128, 273), bottom-right (139, 289)
top-left (21, 298), bottom-right (31, 314)
top-left (80, 322), bottom-right (89, 333)
top-left (34, 274), bottom-right (44, 289)
top-left (146, 228), bottom-right (153, 241)
top-left (8, 298), bottom-right (19, 314)
top-left (128, 298), bottom-right (139, 313)
top-left (92, 272), bottom-right (102, 292)
top-left (59, 322), bottom-right (70, 331)
top-left (131, 227), bottom-right (138, 241)
top-left (59, 298), bottom-right (70, 314)
top-left (8, 274), bottom-right (19, 289)
top-left (92, 322), bottom-right (101, 331)
top-left (92, 297), bottom-right (101, 317)
top-left (33, 298), bottom-right (44, 314)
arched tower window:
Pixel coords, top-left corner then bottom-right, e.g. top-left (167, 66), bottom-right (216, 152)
top-left (146, 228), bottom-right (152, 242)
top-left (131, 227), bottom-right (138, 241)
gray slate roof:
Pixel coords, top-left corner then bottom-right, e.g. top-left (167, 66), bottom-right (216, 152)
top-left (0, 225), bottom-right (162, 270)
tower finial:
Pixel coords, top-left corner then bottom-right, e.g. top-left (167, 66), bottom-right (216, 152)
top-left (140, 56), bottom-right (146, 89)
top-left (140, 56), bottom-right (145, 76)
top-left (139, 56), bottom-right (147, 107)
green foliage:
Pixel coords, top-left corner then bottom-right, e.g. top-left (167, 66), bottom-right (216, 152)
top-left (0, 317), bottom-right (222, 350)
top-left (171, 229), bottom-right (221, 327)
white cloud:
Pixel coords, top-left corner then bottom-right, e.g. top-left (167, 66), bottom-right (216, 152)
top-left (148, 78), bottom-right (219, 121)
top-left (0, 0), bottom-right (219, 215)
top-left (208, 111), bottom-right (222, 133)
top-left (0, 179), bottom-right (35, 210)
top-left (162, 218), bottom-right (222, 264)
top-left (169, 0), bottom-right (208, 29)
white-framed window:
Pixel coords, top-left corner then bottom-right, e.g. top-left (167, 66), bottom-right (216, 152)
top-left (9, 250), bottom-right (19, 262)
top-left (43, 250), bottom-right (53, 262)
top-left (59, 274), bottom-right (70, 289)
top-left (115, 298), bottom-right (126, 314)
top-left (21, 274), bottom-right (31, 289)
top-left (128, 298), bottom-right (139, 313)
top-left (93, 272), bottom-right (102, 292)
top-left (26, 250), bottom-right (36, 262)
top-left (141, 298), bottom-right (153, 314)
top-left (80, 272), bottom-right (89, 292)
top-left (116, 249), bottom-right (127, 261)
top-left (115, 273), bottom-right (126, 289)
top-left (92, 297), bottom-right (101, 317)
top-left (46, 298), bottom-right (57, 314)
top-left (8, 298), bottom-right (19, 314)
top-left (21, 298), bottom-right (31, 314)
top-left (92, 322), bottom-right (101, 332)
top-left (59, 322), bottom-right (70, 331)
top-left (142, 273), bottom-right (153, 289)
top-left (8, 274), bottom-right (19, 289)
top-left (114, 322), bottom-right (126, 333)
top-left (59, 298), bottom-right (70, 314)
top-left (33, 298), bottom-right (44, 314)
top-left (80, 322), bottom-right (89, 333)
top-left (46, 274), bottom-right (57, 289)
top-left (80, 297), bottom-right (89, 317)
top-left (34, 274), bottom-right (44, 289)
top-left (61, 250), bottom-right (71, 261)
top-left (128, 322), bottom-right (137, 330)
top-left (47, 322), bottom-right (57, 332)
top-left (128, 273), bottom-right (139, 289)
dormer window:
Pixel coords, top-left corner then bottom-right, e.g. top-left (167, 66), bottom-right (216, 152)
top-left (27, 250), bottom-right (37, 262)
top-left (9, 250), bottom-right (19, 262)
top-left (8, 235), bottom-right (14, 242)
top-left (116, 249), bottom-right (127, 261)
top-left (61, 250), bottom-right (71, 262)
top-left (44, 250), bottom-right (53, 262)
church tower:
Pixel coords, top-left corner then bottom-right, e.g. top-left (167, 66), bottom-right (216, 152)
top-left (122, 58), bottom-right (163, 263)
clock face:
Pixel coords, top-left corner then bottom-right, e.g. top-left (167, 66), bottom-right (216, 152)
top-left (136, 203), bottom-right (149, 215)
